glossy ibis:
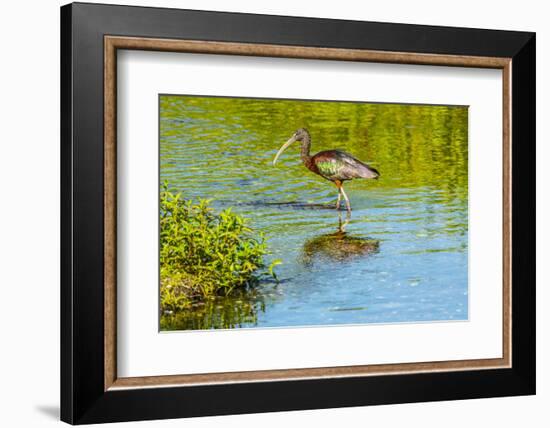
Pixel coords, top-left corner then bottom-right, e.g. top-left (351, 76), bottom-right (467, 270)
top-left (272, 128), bottom-right (379, 212)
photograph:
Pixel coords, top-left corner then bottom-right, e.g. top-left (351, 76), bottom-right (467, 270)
top-left (159, 94), bottom-right (469, 331)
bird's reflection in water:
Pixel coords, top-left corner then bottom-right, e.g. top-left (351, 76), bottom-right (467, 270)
top-left (301, 213), bottom-right (380, 267)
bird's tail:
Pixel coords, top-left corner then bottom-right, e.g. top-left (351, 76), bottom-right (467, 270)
top-left (359, 164), bottom-right (380, 179)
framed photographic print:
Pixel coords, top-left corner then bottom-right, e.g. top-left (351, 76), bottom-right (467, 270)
top-left (60, 2), bottom-right (535, 424)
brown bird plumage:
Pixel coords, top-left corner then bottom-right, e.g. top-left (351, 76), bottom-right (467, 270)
top-left (272, 128), bottom-right (379, 212)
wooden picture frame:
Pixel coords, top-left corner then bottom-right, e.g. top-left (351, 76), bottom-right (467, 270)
top-left (61, 2), bottom-right (535, 424)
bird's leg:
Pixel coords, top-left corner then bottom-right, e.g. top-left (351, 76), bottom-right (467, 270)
top-left (338, 212), bottom-right (350, 232)
top-left (335, 180), bottom-right (343, 210)
top-left (345, 208), bottom-right (351, 221)
top-left (340, 185), bottom-right (352, 213)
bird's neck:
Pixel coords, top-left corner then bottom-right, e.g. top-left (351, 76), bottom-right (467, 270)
top-left (300, 137), bottom-right (313, 169)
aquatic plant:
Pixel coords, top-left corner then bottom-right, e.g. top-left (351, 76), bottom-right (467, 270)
top-left (160, 182), bottom-right (280, 313)
top-left (161, 289), bottom-right (266, 330)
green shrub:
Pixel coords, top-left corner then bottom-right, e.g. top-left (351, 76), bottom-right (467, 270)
top-left (160, 182), bottom-right (280, 312)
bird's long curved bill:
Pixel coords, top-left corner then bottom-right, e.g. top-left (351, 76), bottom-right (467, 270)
top-left (272, 136), bottom-right (296, 165)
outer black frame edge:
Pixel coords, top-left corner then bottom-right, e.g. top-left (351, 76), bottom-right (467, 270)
top-left (70, 1), bottom-right (534, 57)
top-left (60, 3), bottom-right (74, 425)
top-left (60, 2), bottom-right (536, 424)
top-left (510, 34), bottom-right (536, 393)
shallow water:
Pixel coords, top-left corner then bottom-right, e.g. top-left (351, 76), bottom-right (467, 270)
top-left (160, 95), bottom-right (468, 330)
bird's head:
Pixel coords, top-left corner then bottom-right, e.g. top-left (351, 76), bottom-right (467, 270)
top-left (293, 128), bottom-right (310, 141)
top-left (272, 128), bottom-right (310, 165)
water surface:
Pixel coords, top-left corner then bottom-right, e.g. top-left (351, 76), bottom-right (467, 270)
top-left (160, 95), bottom-right (468, 330)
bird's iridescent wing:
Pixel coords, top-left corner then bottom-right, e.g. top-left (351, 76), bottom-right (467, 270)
top-left (314, 150), bottom-right (379, 180)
